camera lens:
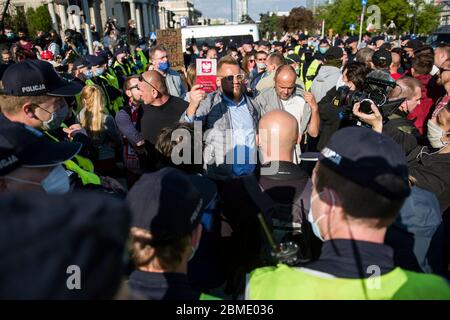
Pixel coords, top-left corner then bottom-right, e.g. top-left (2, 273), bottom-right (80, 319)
top-left (360, 99), bottom-right (374, 114)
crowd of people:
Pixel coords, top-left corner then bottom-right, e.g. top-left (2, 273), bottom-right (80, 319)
top-left (1, 21), bottom-right (450, 300)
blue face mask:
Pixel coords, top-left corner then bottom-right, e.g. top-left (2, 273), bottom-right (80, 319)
top-left (94, 67), bottom-right (105, 77)
top-left (308, 191), bottom-right (335, 242)
top-left (83, 69), bottom-right (94, 79)
top-left (319, 47), bottom-right (329, 54)
top-left (158, 61), bottom-right (170, 72)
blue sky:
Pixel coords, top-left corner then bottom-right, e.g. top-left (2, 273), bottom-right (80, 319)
top-left (192, 0), bottom-right (307, 21)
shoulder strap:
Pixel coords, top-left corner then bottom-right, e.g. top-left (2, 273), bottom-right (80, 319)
top-left (242, 175), bottom-right (277, 215)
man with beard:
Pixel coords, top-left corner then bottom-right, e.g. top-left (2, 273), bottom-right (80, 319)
top-left (181, 55), bottom-right (261, 181)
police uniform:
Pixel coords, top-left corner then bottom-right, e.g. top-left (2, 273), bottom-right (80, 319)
top-left (0, 59), bottom-right (102, 188)
top-left (246, 127), bottom-right (450, 300)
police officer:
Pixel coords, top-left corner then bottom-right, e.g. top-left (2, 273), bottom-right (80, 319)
top-left (85, 54), bottom-right (123, 116)
top-left (246, 127), bottom-right (450, 299)
top-left (113, 46), bottom-right (135, 89)
top-left (0, 60), bottom-right (124, 193)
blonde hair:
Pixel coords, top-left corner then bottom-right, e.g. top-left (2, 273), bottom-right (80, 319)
top-left (185, 64), bottom-right (196, 90)
top-left (80, 84), bottom-right (108, 138)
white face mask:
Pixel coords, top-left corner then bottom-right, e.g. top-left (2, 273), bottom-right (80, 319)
top-left (308, 190), bottom-right (335, 242)
top-left (427, 119), bottom-right (450, 149)
top-left (37, 104), bottom-right (69, 131)
top-left (5, 165), bottom-right (70, 194)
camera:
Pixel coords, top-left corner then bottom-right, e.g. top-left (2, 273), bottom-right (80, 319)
top-left (335, 70), bottom-right (403, 129)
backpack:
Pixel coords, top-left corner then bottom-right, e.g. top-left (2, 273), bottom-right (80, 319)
top-left (242, 175), bottom-right (316, 265)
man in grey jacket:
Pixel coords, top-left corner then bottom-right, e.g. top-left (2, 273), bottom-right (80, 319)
top-left (181, 56), bottom-right (260, 181)
top-left (310, 46), bottom-right (344, 104)
top-left (255, 65), bottom-right (320, 163)
top-left (149, 45), bottom-right (187, 98)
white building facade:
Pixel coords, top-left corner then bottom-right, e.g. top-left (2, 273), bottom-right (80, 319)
top-left (5, 0), bottom-right (163, 38)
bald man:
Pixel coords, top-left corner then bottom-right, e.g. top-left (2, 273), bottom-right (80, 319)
top-left (257, 110), bottom-right (300, 164)
top-left (221, 109), bottom-right (314, 297)
top-left (256, 65), bottom-right (320, 163)
top-left (135, 70), bottom-right (193, 171)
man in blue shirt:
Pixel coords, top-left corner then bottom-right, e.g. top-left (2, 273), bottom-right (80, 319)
top-left (181, 56), bottom-right (260, 180)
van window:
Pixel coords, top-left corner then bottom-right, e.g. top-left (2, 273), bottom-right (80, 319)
top-left (186, 35), bottom-right (255, 49)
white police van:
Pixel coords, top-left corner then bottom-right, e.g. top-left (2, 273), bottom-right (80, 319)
top-left (181, 24), bottom-right (260, 51)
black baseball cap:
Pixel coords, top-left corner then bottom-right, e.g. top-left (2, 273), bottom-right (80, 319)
top-left (286, 54), bottom-right (301, 64)
top-left (72, 57), bottom-right (87, 70)
top-left (258, 40), bottom-right (271, 47)
top-left (372, 49), bottom-right (392, 69)
top-left (404, 39), bottom-right (423, 50)
top-left (127, 167), bottom-right (217, 239)
top-left (113, 46), bottom-right (129, 57)
top-left (346, 36), bottom-right (359, 45)
top-left (85, 54), bottom-right (107, 67)
top-left (334, 39), bottom-right (344, 47)
top-left (301, 127), bottom-right (410, 199)
top-left (242, 39), bottom-right (253, 45)
top-left (0, 121), bottom-right (81, 175)
top-left (1, 60), bottom-right (83, 97)
top-left (299, 34), bottom-right (308, 41)
top-left (325, 46), bottom-right (344, 60)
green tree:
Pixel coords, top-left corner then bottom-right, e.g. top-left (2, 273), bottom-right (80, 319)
top-left (259, 12), bottom-right (279, 39)
top-left (3, 7), bottom-right (28, 32)
top-left (319, 0), bottom-right (439, 35)
top-left (413, 1), bottom-right (441, 34)
top-left (285, 7), bottom-right (316, 33)
top-left (26, 5), bottom-right (52, 37)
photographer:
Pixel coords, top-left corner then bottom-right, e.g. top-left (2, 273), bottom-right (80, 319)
top-left (61, 29), bottom-right (84, 62)
top-left (353, 88), bottom-right (450, 212)
top-left (317, 61), bottom-right (371, 150)
top-left (381, 77), bottom-right (423, 155)
top-left (127, 19), bottom-right (139, 53)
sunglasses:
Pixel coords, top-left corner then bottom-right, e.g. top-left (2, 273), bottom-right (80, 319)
top-left (219, 74), bottom-right (246, 82)
top-left (139, 74), bottom-right (159, 92)
top-left (249, 59), bottom-right (255, 63)
top-left (439, 67), bottom-right (450, 74)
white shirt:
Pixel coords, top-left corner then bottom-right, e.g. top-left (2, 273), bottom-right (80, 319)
top-left (280, 95), bottom-right (306, 164)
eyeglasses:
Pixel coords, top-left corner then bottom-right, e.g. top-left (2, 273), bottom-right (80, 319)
top-left (127, 84), bottom-right (140, 91)
top-left (439, 67), bottom-right (450, 74)
top-left (219, 74), bottom-right (246, 82)
top-left (139, 74), bottom-right (159, 92)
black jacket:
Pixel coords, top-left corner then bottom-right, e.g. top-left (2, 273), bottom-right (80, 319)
top-left (317, 87), bottom-right (343, 150)
top-left (407, 146), bottom-right (450, 212)
top-left (383, 109), bottom-right (422, 155)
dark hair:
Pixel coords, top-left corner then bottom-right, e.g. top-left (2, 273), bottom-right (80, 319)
top-left (227, 47), bottom-right (238, 54)
top-left (315, 163), bottom-right (405, 228)
top-left (343, 61), bottom-right (371, 91)
top-left (130, 227), bottom-right (190, 269)
top-left (155, 122), bottom-right (203, 174)
top-left (241, 52), bottom-right (255, 75)
top-left (255, 50), bottom-right (268, 59)
top-left (412, 52), bottom-right (434, 75)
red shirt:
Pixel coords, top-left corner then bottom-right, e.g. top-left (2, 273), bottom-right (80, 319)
top-left (407, 74), bottom-right (434, 135)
